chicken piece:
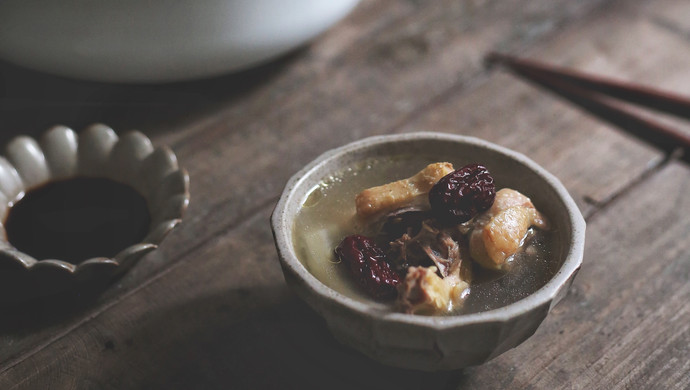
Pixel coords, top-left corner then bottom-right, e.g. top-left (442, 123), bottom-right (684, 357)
top-left (469, 189), bottom-right (547, 270)
top-left (397, 227), bottom-right (471, 315)
top-left (397, 265), bottom-right (470, 315)
top-left (355, 162), bottom-right (454, 218)
top-left (421, 229), bottom-right (462, 278)
top-left (388, 219), bottom-right (472, 277)
top-left (379, 207), bottom-right (431, 242)
top-left (490, 188), bottom-right (537, 214)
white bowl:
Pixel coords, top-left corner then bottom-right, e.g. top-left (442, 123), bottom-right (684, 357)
top-left (0, 124), bottom-right (189, 303)
top-left (271, 132), bottom-right (585, 371)
top-left (0, 0), bottom-right (360, 83)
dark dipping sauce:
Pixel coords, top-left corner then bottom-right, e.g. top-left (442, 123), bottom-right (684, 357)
top-left (4, 177), bottom-right (150, 264)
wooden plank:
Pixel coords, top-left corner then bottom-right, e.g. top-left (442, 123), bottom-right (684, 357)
top-left (0, 0), bottom-right (627, 371)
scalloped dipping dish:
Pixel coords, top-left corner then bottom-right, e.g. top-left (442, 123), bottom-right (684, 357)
top-left (0, 124), bottom-right (189, 304)
top-left (271, 132), bottom-right (585, 371)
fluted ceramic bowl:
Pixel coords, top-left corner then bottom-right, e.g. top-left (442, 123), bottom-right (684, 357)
top-left (0, 124), bottom-right (189, 303)
top-left (271, 132), bottom-right (585, 371)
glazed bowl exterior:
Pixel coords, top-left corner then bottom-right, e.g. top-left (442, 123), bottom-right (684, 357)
top-left (0, 0), bottom-right (360, 83)
top-left (0, 124), bottom-right (189, 303)
top-left (271, 132), bottom-right (585, 371)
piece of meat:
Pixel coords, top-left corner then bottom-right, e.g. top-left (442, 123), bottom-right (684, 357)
top-left (387, 217), bottom-right (472, 314)
top-left (355, 162), bottom-right (454, 218)
top-left (388, 232), bottom-right (415, 272)
top-left (379, 207), bottom-right (432, 241)
top-left (387, 221), bottom-right (443, 268)
top-left (421, 230), bottom-right (458, 277)
top-left (468, 188), bottom-right (548, 270)
top-left (387, 220), bottom-right (471, 279)
top-left (397, 265), bottom-right (470, 315)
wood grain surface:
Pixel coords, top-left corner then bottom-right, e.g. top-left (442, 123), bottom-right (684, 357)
top-left (1, 0), bottom-right (689, 388)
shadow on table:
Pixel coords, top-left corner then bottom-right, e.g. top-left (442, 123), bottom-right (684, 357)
top-left (0, 48), bottom-right (304, 142)
top-left (98, 285), bottom-right (466, 390)
top-left (0, 272), bottom-right (122, 334)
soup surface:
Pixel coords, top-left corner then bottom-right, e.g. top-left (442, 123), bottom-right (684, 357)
top-left (293, 155), bottom-right (560, 314)
top-left (5, 177), bottom-right (150, 264)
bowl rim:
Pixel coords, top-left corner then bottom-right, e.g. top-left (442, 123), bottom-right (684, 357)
top-left (272, 131), bottom-right (585, 329)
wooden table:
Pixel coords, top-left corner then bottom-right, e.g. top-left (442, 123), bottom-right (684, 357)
top-left (1, 0), bottom-right (689, 388)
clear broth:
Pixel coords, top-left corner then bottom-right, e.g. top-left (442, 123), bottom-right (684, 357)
top-left (293, 155), bottom-right (560, 315)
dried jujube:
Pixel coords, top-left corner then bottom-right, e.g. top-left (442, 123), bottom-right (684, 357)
top-left (335, 234), bottom-right (400, 300)
top-left (428, 163), bottom-right (496, 223)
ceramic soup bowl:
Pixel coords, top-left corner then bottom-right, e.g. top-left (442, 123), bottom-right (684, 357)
top-left (271, 132), bottom-right (585, 370)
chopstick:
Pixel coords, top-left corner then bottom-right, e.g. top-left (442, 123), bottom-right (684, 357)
top-left (486, 52), bottom-right (690, 120)
top-left (485, 52), bottom-right (690, 158)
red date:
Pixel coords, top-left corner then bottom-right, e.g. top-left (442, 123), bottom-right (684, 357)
top-left (428, 163), bottom-right (496, 223)
top-left (335, 235), bottom-right (400, 300)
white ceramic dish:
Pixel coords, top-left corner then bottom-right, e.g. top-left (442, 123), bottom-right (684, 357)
top-left (0, 124), bottom-right (189, 303)
top-left (0, 0), bottom-right (360, 83)
top-left (271, 132), bottom-right (585, 371)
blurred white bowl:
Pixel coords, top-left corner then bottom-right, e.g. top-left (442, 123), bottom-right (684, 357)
top-left (0, 0), bottom-right (360, 83)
